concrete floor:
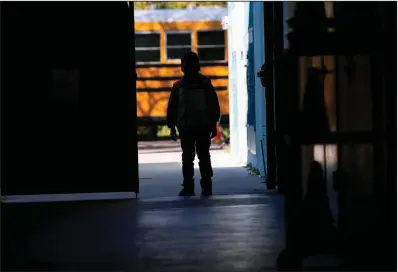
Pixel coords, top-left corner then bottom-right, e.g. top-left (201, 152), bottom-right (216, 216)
top-left (2, 194), bottom-right (285, 271)
top-left (1, 143), bottom-right (345, 271)
top-left (138, 142), bottom-right (267, 199)
top-left (1, 144), bottom-right (288, 271)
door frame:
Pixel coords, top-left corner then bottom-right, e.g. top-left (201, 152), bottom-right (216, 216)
top-left (128, 2), bottom-right (140, 196)
top-left (262, 2), bottom-right (284, 190)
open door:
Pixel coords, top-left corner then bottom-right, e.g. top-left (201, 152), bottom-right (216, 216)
top-left (1, 2), bottom-right (139, 195)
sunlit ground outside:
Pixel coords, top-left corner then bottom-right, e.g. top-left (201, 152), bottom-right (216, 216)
top-left (139, 145), bottom-right (239, 167)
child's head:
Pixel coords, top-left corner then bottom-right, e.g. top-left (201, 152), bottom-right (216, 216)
top-left (181, 51), bottom-right (200, 74)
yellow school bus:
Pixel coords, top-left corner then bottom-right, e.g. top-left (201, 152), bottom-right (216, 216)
top-left (135, 7), bottom-right (229, 127)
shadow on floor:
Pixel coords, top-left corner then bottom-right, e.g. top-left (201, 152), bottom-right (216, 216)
top-left (2, 194), bottom-right (285, 271)
top-left (138, 162), bottom-right (267, 199)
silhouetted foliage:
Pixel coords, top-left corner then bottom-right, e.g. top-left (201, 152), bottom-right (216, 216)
top-left (134, 1), bottom-right (227, 10)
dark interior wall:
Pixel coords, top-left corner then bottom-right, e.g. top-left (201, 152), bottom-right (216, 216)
top-left (276, 2), bottom-right (396, 270)
top-left (1, 2), bottom-right (138, 195)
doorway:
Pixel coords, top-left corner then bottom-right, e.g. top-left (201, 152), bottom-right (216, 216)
top-left (133, 2), bottom-right (269, 199)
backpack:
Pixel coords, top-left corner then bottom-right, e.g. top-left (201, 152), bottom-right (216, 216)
top-left (176, 80), bottom-right (212, 130)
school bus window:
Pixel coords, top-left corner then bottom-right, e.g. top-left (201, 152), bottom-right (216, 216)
top-left (197, 30), bottom-right (225, 62)
top-left (166, 31), bottom-right (192, 61)
top-left (135, 32), bottom-right (161, 62)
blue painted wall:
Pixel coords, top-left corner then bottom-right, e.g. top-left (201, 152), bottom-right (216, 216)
top-left (252, 2), bottom-right (267, 176)
top-left (246, 2), bottom-right (257, 167)
top-left (226, 2), bottom-right (266, 175)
